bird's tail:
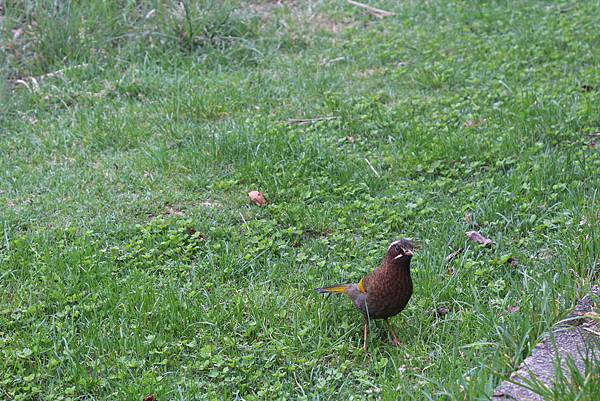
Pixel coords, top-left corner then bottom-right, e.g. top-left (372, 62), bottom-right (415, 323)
top-left (315, 284), bottom-right (350, 294)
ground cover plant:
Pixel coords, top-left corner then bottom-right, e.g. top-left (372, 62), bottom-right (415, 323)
top-left (1, 0), bottom-right (599, 399)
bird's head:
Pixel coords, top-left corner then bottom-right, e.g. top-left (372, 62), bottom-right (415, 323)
top-left (386, 239), bottom-right (414, 265)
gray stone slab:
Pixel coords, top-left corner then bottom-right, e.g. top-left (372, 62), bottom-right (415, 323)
top-left (493, 286), bottom-right (600, 401)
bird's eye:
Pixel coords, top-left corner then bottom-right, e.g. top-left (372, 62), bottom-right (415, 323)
top-left (395, 244), bottom-right (402, 253)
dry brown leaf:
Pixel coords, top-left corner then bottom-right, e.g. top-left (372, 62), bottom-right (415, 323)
top-left (466, 231), bottom-right (493, 247)
top-left (445, 248), bottom-right (464, 264)
top-left (507, 306), bottom-right (520, 314)
top-left (248, 191), bottom-right (266, 206)
top-left (143, 395), bottom-right (156, 401)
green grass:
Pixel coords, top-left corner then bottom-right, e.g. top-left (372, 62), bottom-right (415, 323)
top-left (1, 0), bottom-right (599, 399)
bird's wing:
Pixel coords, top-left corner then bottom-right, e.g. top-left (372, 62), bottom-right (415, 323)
top-left (359, 267), bottom-right (379, 293)
top-left (346, 283), bottom-right (368, 315)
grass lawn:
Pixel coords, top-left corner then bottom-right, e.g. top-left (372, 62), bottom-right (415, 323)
top-left (1, 1), bottom-right (599, 399)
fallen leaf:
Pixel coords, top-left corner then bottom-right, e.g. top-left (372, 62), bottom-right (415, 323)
top-left (445, 248), bottom-right (463, 264)
top-left (466, 231), bottom-right (493, 247)
top-left (248, 191), bottom-right (266, 206)
top-left (507, 306), bottom-right (520, 314)
top-left (143, 395), bottom-right (156, 401)
top-left (434, 306), bottom-right (449, 318)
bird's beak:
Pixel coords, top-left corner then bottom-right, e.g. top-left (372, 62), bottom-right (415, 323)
top-left (394, 249), bottom-right (413, 259)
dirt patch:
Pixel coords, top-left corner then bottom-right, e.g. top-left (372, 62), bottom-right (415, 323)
top-left (246, 0), bottom-right (297, 20)
top-left (246, 1), bottom-right (353, 33)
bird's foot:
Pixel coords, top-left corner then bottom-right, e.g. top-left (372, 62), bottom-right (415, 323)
top-left (391, 335), bottom-right (400, 347)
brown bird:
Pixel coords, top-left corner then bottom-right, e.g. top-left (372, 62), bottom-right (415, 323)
top-left (315, 239), bottom-right (414, 351)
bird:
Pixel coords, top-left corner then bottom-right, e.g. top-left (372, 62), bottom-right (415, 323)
top-left (315, 239), bottom-right (414, 351)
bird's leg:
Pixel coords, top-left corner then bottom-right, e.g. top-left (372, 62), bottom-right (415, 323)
top-left (384, 319), bottom-right (400, 346)
top-left (363, 316), bottom-right (369, 352)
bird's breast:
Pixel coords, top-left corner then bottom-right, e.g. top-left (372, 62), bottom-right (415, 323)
top-left (366, 270), bottom-right (412, 319)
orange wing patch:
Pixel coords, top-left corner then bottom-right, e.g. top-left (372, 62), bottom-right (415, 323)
top-left (357, 278), bottom-right (366, 293)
